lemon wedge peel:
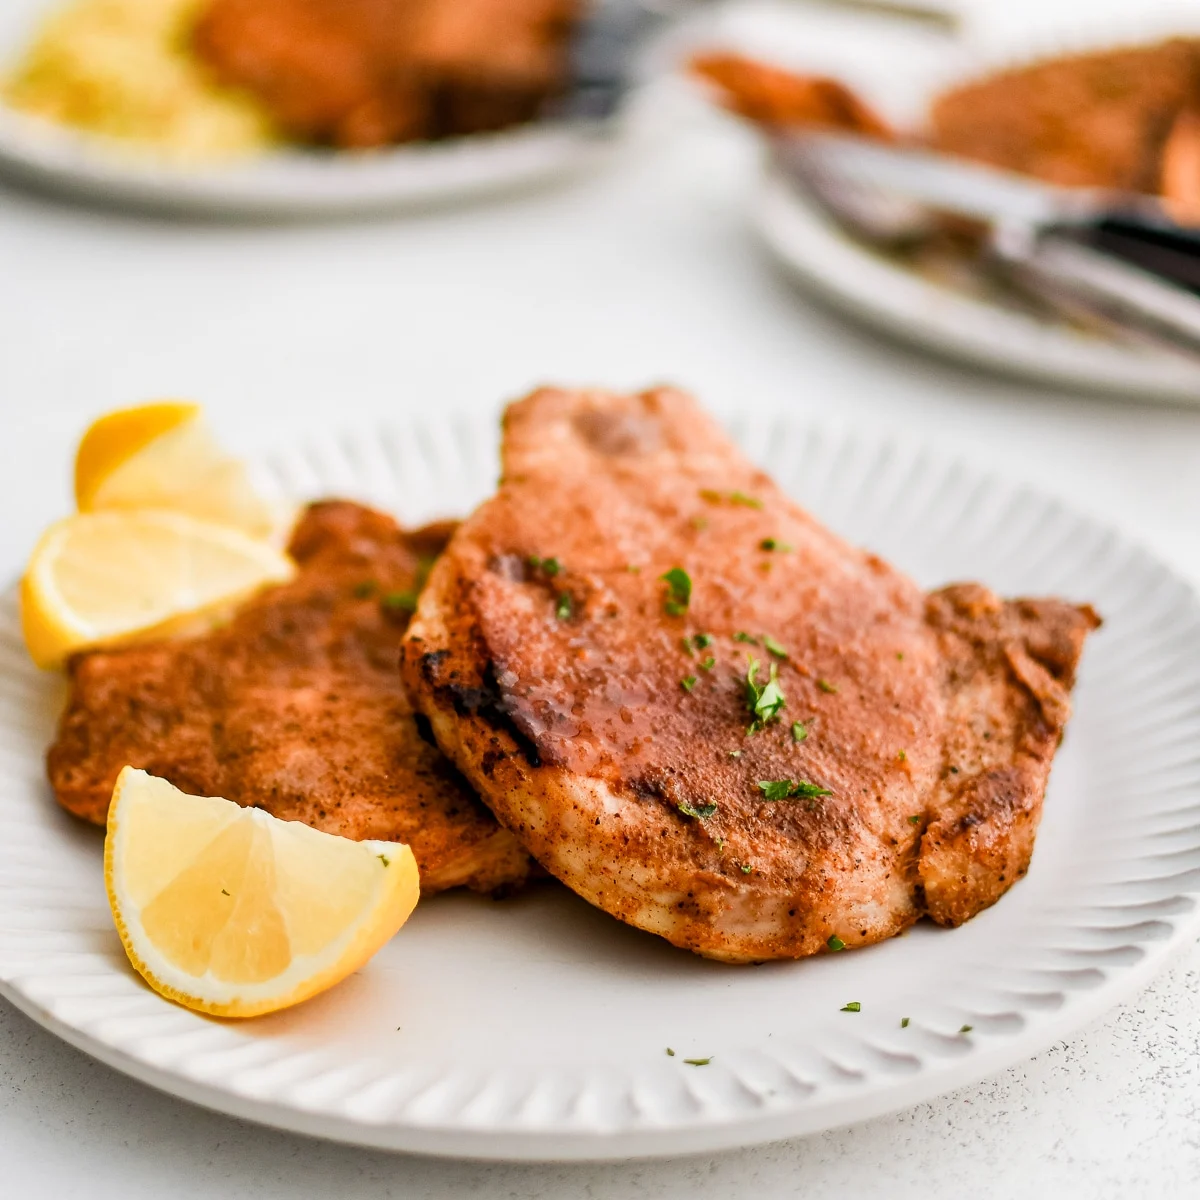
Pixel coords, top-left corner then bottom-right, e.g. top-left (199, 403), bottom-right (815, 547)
top-left (20, 508), bottom-right (295, 669)
top-left (105, 769), bottom-right (420, 1019)
top-left (74, 401), bottom-right (281, 540)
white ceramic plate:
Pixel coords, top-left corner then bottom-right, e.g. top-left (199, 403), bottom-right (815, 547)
top-left (2, 415), bottom-right (1200, 1161)
top-left (0, 0), bottom-right (682, 217)
top-left (754, 165), bottom-right (1200, 405)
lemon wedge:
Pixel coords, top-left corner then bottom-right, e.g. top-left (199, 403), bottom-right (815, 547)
top-left (106, 769), bottom-right (420, 1018)
top-left (75, 401), bottom-right (279, 539)
top-left (21, 508), bottom-right (294, 668)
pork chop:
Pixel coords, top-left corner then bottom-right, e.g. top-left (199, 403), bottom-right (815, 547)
top-left (48, 500), bottom-right (530, 895)
top-left (402, 387), bottom-right (1099, 959)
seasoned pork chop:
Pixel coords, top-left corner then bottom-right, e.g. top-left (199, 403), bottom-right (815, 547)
top-left (402, 387), bottom-right (1098, 959)
top-left (48, 501), bottom-right (529, 895)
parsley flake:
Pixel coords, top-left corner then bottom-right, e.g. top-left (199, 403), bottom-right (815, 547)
top-left (693, 633), bottom-right (713, 649)
top-left (739, 862), bottom-right (753, 874)
top-left (381, 591), bottom-right (418, 616)
top-left (626, 564), bottom-right (642, 573)
top-left (897, 749), bottom-right (907, 762)
top-left (908, 814), bottom-right (922, 825)
top-left (760, 538), bottom-right (793, 552)
top-left (816, 678), bottom-right (839, 694)
top-left (681, 637), bottom-right (695, 657)
top-left (896, 651), bottom-right (905, 661)
top-left (691, 516), bottom-right (709, 531)
top-left (377, 854), bottom-right (390, 868)
top-left (733, 631), bottom-right (759, 645)
top-left (555, 592), bottom-right (573, 620)
top-left (700, 655), bottom-right (716, 671)
top-left (665, 1048), bottom-right (675, 1057)
top-left (757, 779), bottom-right (832, 801)
top-left (681, 675), bottom-right (698, 693)
top-left (683, 1057), bottom-right (712, 1066)
top-left (678, 800), bottom-right (717, 820)
top-left (220, 888), bottom-right (230, 896)
top-left (792, 721), bottom-right (808, 742)
top-left (827, 935), bottom-right (845, 951)
top-left (763, 634), bottom-right (788, 659)
top-left (959, 1025), bottom-right (973, 1034)
top-left (901, 1017), bottom-right (910, 1028)
top-left (661, 567), bottom-right (692, 616)
top-left (744, 658), bottom-right (786, 731)
top-left (729, 491), bottom-right (763, 509)
top-left (841, 1002), bottom-right (861, 1013)
top-left (353, 580), bottom-right (377, 599)
top-left (698, 487), bottom-right (723, 503)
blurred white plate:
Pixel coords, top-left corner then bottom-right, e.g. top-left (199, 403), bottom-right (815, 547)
top-left (2, 414), bottom-right (1199, 1160)
top-left (754, 166), bottom-right (1200, 404)
top-left (0, 0), bottom-right (683, 217)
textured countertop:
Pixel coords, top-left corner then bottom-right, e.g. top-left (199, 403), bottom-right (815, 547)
top-left (4, 8), bottom-right (1200, 1193)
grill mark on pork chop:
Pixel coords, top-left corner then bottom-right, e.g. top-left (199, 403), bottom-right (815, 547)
top-left (47, 500), bottom-right (530, 895)
top-left (402, 387), bottom-right (1099, 959)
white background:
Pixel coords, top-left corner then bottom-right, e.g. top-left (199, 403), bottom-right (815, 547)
top-left (3, 0), bottom-right (1200, 1195)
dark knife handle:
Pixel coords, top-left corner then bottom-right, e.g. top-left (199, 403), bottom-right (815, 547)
top-left (1061, 213), bottom-right (1200, 296)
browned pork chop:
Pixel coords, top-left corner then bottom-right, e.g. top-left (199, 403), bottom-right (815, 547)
top-left (48, 500), bottom-right (529, 895)
top-left (402, 387), bottom-right (1099, 959)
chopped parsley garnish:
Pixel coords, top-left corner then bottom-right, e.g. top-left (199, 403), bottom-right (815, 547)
top-left (681, 637), bottom-right (695, 657)
top-left (744, 659), bottom-right (786, 731)
top-left (715, 836), bottom-right (726, 851)
top-left (763, 634), bottom-right (788, 659)
top-left (792, 721), bottom-right (808, 742)
top-left (691, 516), bottom-right (709, 531)
top-left (760, 538), bottom-right (792, 552)
top-left (816, 678), bottom-right (839, 694)
top-left (683, 1057), bottom-right (712, 1066)
top-left (729, 491), bottom-right (763, 509)
top-left (757, 779), bottom-right (831, 801)
top-left (220, 888), bottom-right (230, 896)
top-left (527, 554), bottom-right (541, 569)
top-left (698, 487), bottom-right (763, 510)
top-left (678, 800), bottom-right (717, 820)
top-left (555, 592), bottom-right (573, 620)
top-left (377, 854), bottom-right (390, 868)
top-left (542, 557), bottom-right (562, 577)
top-left (739, 863), bottom-right (753, 874)
top-left (908, 814), bottom-right (922, 824)
top-left (827, 935), bottom-right (845, 951)
top-left (381, 590), bottom-right (418, 615)
top-left (681, 675), bottom-right (698, 693)
top-left (626, 563), bottom-right (641, 573)
top-left (661, 567), bottom-right (692, 616)
top-left (901, 1017), bottom-right (910, 1028)
top-left (733, 631), bottom-right (758, 645)
top-left (841, 1002), bottom-right (861, 1013)
top-left (665, 1048), bottom-right (675, 1057)
top-left (959, 1025), bottom-right (973, 1034)
top-left (897, 749), bottom-right (907, 762)
top-left (693, 633), bottom-right (713, 649)
top-left (353, 580), bottom-right (377, 599)
top-left (896, 651), bottom-right (904, 661)
top-left (700, 655), bottom-right (716, 671)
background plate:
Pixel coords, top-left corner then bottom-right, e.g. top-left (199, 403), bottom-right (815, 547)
top-left (0, 0), bottom-right (689, 217)
top-left (2, 415), bottom-right (1200, 1160)
top-left (754, 166), bottom-right (1200, 405)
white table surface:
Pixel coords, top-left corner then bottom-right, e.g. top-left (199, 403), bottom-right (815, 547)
top-left (3, 23), bottom-right (1200, 1196)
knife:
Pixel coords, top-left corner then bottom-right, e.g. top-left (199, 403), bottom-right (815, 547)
top-left (779, 131), bottom-right (1200, 358)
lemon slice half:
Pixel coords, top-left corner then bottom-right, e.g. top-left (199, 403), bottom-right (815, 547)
top-left (75, 401), bottom-right (280, 539)
top-left (21, 508), bottom-right (295, 668)
top-left (106, 769), bottom-right (420, 1018)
